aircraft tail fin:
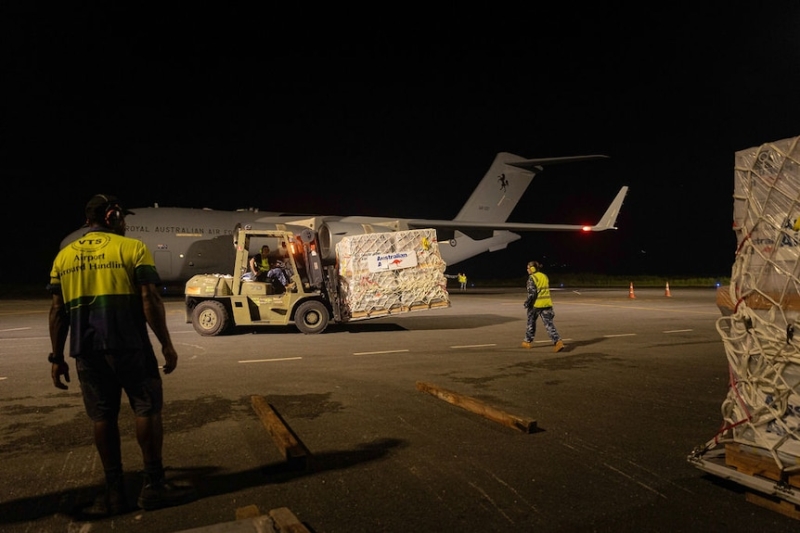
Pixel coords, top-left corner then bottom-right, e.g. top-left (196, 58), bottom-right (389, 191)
top-left (453, 153), bottom-right (610, 223)
top-left (589, 186), bottom-right (628, 231)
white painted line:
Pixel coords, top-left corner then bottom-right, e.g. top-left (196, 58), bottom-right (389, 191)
top-left (451, 344), bottom-right (497, 349)
top-left (0, 377), bottom-right (6, 381)
top-left (534, 338), bottom-right (571, 344)
top-left (604, 333), bottom-right (636, 338)
top-left (353, 349), bottom-right (410, 356)
top-left (664, 329), bottom-right (693, 333)
top-left (0, 327), bottom-right (30, 332)
top-left (238, 357), bottom-right (303, 363)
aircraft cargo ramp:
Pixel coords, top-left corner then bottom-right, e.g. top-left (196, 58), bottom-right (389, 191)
top-left (690, 135), bottom-right (800, 518)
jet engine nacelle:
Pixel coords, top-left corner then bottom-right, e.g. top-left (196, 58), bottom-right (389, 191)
top-left (233, 221), bottom-right (318, 252)
top-left (317, 221), bottom-right (395, 262)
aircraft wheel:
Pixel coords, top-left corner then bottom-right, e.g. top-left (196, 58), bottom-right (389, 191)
top-left (294, 300), bottom-right (329, 334)
top-left (192, 300), bottom-right (230, 336)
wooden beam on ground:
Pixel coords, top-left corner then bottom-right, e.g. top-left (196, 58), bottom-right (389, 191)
top-left (219, 507), bottom-right (312, 533)
top-left (415, 381), bottom-right (537, 433)
top-left (269, 506), bottom-right (312, 533)
top-left (235, 504), bottom-right (262, 520)
top-left (251, 395), bottom-right (310, 469)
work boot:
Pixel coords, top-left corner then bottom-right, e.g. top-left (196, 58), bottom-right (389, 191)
top-left (521, 341), bottom-right (532, 349)
top-left (138, 476), bottom-right (198, 511)
top-left (553, 340), bottom-right (565, 353)
top-left (81, 477), bottom-right (129, 518)
top-left (107, 477), bottom-right (129, 515)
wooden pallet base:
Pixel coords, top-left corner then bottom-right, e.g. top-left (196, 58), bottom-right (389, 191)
top-left (746, 491), bottom-right (800, 520)
top-left (725, 443), bottom-right (800, 486)
top-left (350, 299), bottom-right (450, 319)
top-left (724, 443), bottom-right (800, 520)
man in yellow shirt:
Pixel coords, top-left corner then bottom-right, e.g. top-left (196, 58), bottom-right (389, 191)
top-left (48, 194), bottom-right (197, 516)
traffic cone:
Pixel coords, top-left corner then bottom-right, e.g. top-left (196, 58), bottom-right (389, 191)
top-left (629, 282), bottom-right (636, 299)
top-left (665, 282), bottom-right (672, 298)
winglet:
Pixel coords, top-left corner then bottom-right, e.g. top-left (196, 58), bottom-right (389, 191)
top-left (589, 186), bottom-right (628, 231)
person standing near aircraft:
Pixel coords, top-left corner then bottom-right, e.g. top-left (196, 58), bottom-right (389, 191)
top-left (521, 260), bottom-right (564, 352)
top-left (47, 194), bottom-right (197, 516)
top-left (458, 272), bottom-right (468, 291)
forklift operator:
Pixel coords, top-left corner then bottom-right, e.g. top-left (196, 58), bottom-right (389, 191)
top-left (249, 245), bottom-right (293, 288)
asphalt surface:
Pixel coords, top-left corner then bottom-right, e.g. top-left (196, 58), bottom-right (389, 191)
top-left (1, 287), bottom-right (799, 532)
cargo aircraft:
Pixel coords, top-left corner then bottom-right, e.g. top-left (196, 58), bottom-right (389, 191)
top-left (59, 152), bottom-right (628, 287)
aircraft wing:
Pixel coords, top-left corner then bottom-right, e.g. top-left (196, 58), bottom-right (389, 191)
top-left (504, 154), bottom-right (610, 170)
top-left (408, 185), bottom-right (628, 234)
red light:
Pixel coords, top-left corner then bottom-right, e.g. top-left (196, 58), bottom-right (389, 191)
top-left (581, 226), bottom-right (592, 232)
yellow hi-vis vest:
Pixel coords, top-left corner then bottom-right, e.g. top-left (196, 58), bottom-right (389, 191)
top-left (529, 271), bottom-right (553, 308)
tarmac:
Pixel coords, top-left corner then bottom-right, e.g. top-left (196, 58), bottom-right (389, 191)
top-left (3, 288), bottom-right (800, 532)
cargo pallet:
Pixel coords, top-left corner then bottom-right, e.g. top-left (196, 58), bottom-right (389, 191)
top-left (690, 443), bottom-right (800, 519)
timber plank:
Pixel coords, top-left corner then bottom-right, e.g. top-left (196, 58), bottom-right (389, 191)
top-left (251, 395), bottom-right (310, 469)
top-left (416, 381), bottom-right (537, 433)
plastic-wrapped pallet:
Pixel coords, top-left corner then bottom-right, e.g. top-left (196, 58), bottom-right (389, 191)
top-left (730, 136), bottom-right (800, 312)
top-left (716, 135), bottom-right (800, 459)
top-left (335, 229), bottom-right (450, 320)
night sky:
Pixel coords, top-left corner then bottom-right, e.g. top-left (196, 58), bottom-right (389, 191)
top-left (5, 6), bottom-right (800, 286)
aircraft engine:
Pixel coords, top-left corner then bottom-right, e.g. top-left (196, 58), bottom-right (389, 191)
top-left (232, 221), bottom-right (317, 252)
top-left (317, 221), bottom-right (395, 262)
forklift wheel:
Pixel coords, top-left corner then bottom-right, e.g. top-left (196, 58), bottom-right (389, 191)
top-left (294, 300), bottom-right (329, 334)
top-left (191, 300), bottom-right (231, 336)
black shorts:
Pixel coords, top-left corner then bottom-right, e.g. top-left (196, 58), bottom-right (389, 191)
top-left (75, 348), bottom-right (163, 421)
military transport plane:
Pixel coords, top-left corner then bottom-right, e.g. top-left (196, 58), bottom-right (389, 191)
top-left (59, 152), bottom-right (628, 286)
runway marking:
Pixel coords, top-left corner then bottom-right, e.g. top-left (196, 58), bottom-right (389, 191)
top-left (0, 377), bottom-right (6, 381)
top-left (467, 481), bottom-right (514, 524)
top-left (565, 302), bottom-right (718, 316)
top-left (0, 328), bottom-right (31, 332)
top-left (239, 357), bottom-right (303, 363)
top-left (604, 333), bottom-right (636, 338)
top-left (0, 336), bottom-right (50, 343)
top-left (0, 311), bottom-right (46, 316)
top-left (179, 343), bottom-right (205, 350)
top-left (354, 349), bottom-right (410, 356)
top-left (451, 343), bottom-right (496, 349)
top-left (603, 463), bottom-right (667, 498)
top-left (664, 329), bottom-right (693, 333)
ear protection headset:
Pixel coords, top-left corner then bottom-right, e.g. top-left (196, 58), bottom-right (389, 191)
top-left (96, 194), bottom-right (123, 227)
top-left (105, 203), bottom-right (123, 227)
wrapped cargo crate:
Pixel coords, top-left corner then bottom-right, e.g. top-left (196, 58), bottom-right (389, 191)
top-left (335, 229), bottom-right (450, 320)
top-left (691, 135), bottom-right (800, 508)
